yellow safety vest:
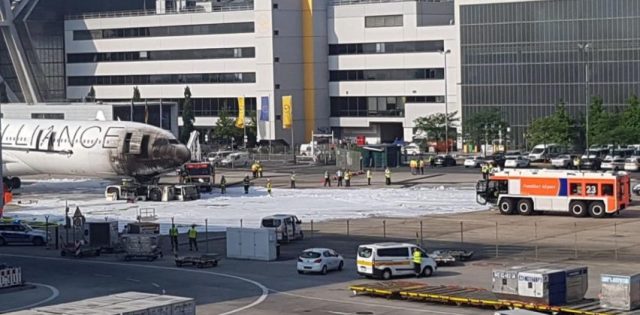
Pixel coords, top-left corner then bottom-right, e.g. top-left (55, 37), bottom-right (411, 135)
top-left (188, 228), bottom-right (197, 239)
top-left (169, 227), bottom-right (178, 236)
top-left (385, 170), bottom-right (391, 178)
top-left (267, 183), bottom-right (272, 190)
top-left (367, 171), bottom-right (372, 179)
top-left (413, 250), bottom-right (422, 264)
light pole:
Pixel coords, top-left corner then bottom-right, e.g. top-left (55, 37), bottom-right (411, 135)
top-left (440, 49), bottom-right (452, 154)
top-left (578, 43), bottom-right (591, 150)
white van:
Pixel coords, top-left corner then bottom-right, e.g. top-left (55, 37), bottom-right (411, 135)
top-left (528, 144), bottom-right (563, 162)
top-left (356, 242), bottom-right (437, 280)
top-left (220, 152), bottom-right (250, 168)
top-left (261, 214), bottom-right (304, 242)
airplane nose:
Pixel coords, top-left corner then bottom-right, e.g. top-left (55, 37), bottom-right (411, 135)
top-left (175, 144), bottom-right (191, 164)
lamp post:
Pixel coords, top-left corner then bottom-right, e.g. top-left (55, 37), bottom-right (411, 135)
top-left (440, 49), bottom-right (452, 154)
top-left (578, 43), bottom-right (591, 150)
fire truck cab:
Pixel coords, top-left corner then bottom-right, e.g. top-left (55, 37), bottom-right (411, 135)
top-left (476, 169), bottom-right (631, 218)
top-left (181, 162), bottom-right (215, 193)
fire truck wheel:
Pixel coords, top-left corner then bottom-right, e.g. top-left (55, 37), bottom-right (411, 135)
top-left (588, 201), bottom-right (607, 218)
top-left (498, 198), bottom-right (514, 215)
top-left (517, 199), bottom-right (534, 216)
top-left (569, 201), bottom-right (588, 217)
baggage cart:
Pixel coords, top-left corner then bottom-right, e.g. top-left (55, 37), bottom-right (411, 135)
top-left (120, 234), bottom-right (163, 262)
top-left (175, 254), bottom-right (219, 268)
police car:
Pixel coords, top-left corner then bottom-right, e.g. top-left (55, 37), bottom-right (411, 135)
top-left (0, 223), bottom-right (47, 246)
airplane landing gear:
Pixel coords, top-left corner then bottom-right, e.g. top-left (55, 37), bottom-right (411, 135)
top-left (3, 177), bottom-right (21, 190)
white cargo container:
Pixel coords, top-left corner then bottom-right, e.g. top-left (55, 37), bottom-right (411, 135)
top-left (492, 263), bottom-right (548, 296)
top-left (600, 272), bottom-right (640, 311)
top-left (517, 265), bottom-right (588, 306)
top-left (226, 227), bottom-right (278, 261)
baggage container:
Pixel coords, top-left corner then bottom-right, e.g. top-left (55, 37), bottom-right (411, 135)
top-left (492, 263), bottom-right (548, 296)
top-left (517, 265), bottom-right (588, 306)
top-left (600, 272), bottom-right (640, 311)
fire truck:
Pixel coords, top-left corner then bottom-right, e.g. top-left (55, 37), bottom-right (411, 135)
top-left (181, 162), bottom-right (215, 192)
top-left (476, 169), bottom-right (631, 218)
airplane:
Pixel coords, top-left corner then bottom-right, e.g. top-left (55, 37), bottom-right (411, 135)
top-left (1, 118), bottom-right (191, 189)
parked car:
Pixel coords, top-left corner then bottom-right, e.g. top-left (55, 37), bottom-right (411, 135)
top-left (357, 243), bottom-right (437, 280)
top-left (551, 154), bottom-right (574, 169)
top-left (207, 151), bottom-right (233, 166)
top-left (633, 183), bottom-right (640, 196)
top-left (504, 155), bottom-right (530, 168)
top-left (581, 157), bottom-right (602, 170)
top-left (601, 157), bottom-right (626, 171)
top-left (624, 157), bottom-right (640, 172)
top-left (0, 223), bottom-right (47, 246)
top-left (434, 155), bottom-right (456, 167)
top-left (528, 144), bottom-right (564, 162)
top-left (297, 248), bottom-right (344, 275)
top-left (464, 156), bottom-right (485, 168)
top-left (485, 153), bottom-right (506, 168)
top-left (220, 152), bottom-right (250, 168)
top-left (403, 143), bottom-right (423, 155)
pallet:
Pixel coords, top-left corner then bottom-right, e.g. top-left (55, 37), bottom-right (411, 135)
top-left (350, 281), bottom-right (640, 315)
top-left (175, 254), bottom-right (219, 268)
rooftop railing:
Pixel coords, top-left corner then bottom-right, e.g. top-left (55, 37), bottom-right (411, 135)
top-left (330, 0), bottom-right (453, 6)
top-left (65, 4), bottom-right (253, 20)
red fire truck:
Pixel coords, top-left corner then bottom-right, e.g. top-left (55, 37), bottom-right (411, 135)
top-left (476, 169), bottom-right (631, 218)
top-left (181, 162), bottom-right (215, 193)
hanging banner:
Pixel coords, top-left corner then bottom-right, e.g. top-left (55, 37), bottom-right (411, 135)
top-left (235, 97), bottom-right (245, 129)
top-left (260, 96), bottom-right (269, 121)
top-left (282, 95), bottom-right (292, 129)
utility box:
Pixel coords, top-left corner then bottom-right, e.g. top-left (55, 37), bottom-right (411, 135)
top-left (226, 228), bottom-right (277, 261)
top-left (492, 263), bottom-right (548, 296)
top-left (600, 272), bottom-right (640, 311)
top-left (517, 265), bottom-right (588, 306)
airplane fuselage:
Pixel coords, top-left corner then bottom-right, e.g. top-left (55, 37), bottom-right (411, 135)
top-left (1, 119), bottom-right (190, 179)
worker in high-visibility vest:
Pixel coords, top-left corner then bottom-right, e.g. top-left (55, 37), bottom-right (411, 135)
top-left (220, 175), bottom-right (227, 194)
top-left (169, 224), bottom-right (179, 252)
top-left (385, 167), bottom-right (391, 185)
top-left (188, 225), bottom-right (198, 252)
top-left (366, 169), bottom-right (372, 186)
top-left (290, 172), bottom-right (296, 189)
top-left (266, 179), bottom-right (273, 196)
top-left (573, 156), bottom-right (581, 170)
top-left (413, 248), bottom-right (422, 277)
top-left (481, 164), bottom-right (489, 180)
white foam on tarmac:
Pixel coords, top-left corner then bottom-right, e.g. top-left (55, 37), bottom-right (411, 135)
top-left (6, 179), bottom-right (487, 232)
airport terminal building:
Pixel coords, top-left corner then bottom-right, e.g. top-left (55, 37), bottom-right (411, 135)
top-left (3, 0), bottom-right (640, 148)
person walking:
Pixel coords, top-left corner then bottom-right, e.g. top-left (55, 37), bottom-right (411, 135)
top-left (429, 155), bottom-right (435, 168)
top-left (251, 162), bottom-right (258, 178)
top-left (413, 248), bottom-right (422, 278)
top-left (419, 159), bottom-right (425, 175)
top-left (323, 170), bottom-right (331, 187)
top-left (169, 224), bottom-right (179, 252)
top-left (336, 169), bottom-right (343, 187)
top-left (220, 175), bottom-right (227, 195)
top-left (384, 167), bottom-right (391, 185)
top-left (409, 159), bottom-right (416, 175)
top-left (481, 163), bottom-right (489, 180)
top-left (290, 172), bottom-right (296, 189)
top-left (188, 224), bottom-right (198, 252)
top-left (266, 179), bottom-right (273, 196)
top-left (344, 170), bottom-right (351, 187)
top-left (366, 169), bottom-right (372, 186)
top-left (243, 175), bottom-right (251, 194)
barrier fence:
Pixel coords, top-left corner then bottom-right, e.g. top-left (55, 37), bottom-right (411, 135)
top-left (0, 267), bottom-right (22, 289)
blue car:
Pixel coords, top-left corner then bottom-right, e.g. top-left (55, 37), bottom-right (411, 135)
top-left (0, 223), bottom-right (47, 246)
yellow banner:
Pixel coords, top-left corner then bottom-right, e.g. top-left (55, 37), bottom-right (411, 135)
top-left (282, 95), bottom-right (292, 129)
top-left (235, 97), bottom-right (245, 128)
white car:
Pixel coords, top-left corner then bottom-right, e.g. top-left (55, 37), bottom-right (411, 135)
top-left (220, 152), bottom-right (250, 168)
top-left (624, 157), bottom-right (640, 171)
top-left (550, 154), bottom-right (573, 169)
top-left (601, 157), bottom-right (625, 170)
top-left (464, 156), bottom-right (485, 168)
top-left (297, 248), bottom-right (344, 275)
top-left (504, 155), bottom-right (530, 168)
top-left (403, 143), bottom-right (423, 155)
top-left (206, 151), bottom-right (233, 166)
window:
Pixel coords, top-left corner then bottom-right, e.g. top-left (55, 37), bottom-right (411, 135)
top-left (67, 47), bottom-right (255, 64)
top-left (602, 184), bottom-right (614, 196)
top-left (586, 184), bottom-right (598, 196)
top-left (570, 183), bottom-right (582, 195)
top-left (31, 113), bottom-right (64, 119)
top-left (73, 22), bottom-right (254, 41)
top-left (68, 72), bottom-right (256, 86)
top-left (329, 69), bottom-right (444, 81)
top-left (365, 15), bottom-right (403, 28)
top-left (358, 247), bottom-right (373, 258)
top-left (376, 247), bottom-right (409, 257)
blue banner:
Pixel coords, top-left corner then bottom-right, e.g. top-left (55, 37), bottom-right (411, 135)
top-left (260, 96), bottom-right (269, 121)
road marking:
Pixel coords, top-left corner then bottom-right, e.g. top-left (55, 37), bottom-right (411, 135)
top-left (126, 278), bottom-right (142, 283)
top-left (151, 282), bottom-right (161, 288)
top-left (269, 289), bottom-right (469, 315)
top-left (0, 282), bottom-right (60, 313)
top-left (0, 253), bottom-right (268, 315)
top-left (93, 273), bottom-right (113, 278)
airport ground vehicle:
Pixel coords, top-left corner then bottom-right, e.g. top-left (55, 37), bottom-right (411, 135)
top-left (476, 169), bottom-right (631, 218)
top-left (297, 248), bottom-right (344, 275)
top-left (105, 180), bottom-right (200, 202)
top-left (180, 162), bottom-right (215, 192)
top-left (551, 154), bottom-right (575, 169)
top-left (221, 152), bottom-right (250, 167)
top-left (434, 155), bottom-right (456, 167)
top-left (485, 153), bottom-right (507, 168)
top-left (357, 242), bottom-right (437, 280)
top-left (624, 157), bottom-right (640, 171)
top-left (464, 156), bottom-right (485, 168)
top-left (504, 155), bottom-right (530, 168)
top-left (403, 143), bottom-right (423, 155)
top-left (261, 214), bottom-right (304, 242)
top-left (528, 144), bottom-right (564, 162)
top-left (601, 157), bottom-right (626, 171)
top-left (0, 223), bottom-right (47, 246)
top-left (207, 150), bottom-right (233, 166)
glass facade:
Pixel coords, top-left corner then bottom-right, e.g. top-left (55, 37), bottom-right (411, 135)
top-left (67, 47), bottom-right (255, 63)
top-left (330, 68), bottom-right (444, 81)
top-left (330, 96), bottom-right (444, 117)
top-left (460, 0), bottom-right (640, 147)
top-left (329, 41), bottom-right (444, 55)
top-left (68, 72), bottom-right (256, 86)
top-left (73, 22), bottom-right (255, 40)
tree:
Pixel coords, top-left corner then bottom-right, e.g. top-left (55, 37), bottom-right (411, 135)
top-left (413, 111), bottom-right (459, 143)
top-left (85, 86), bottom-right (96, 102)
top-left (180, 86), bottom-right (195, 144)
top-left (609, 95), bottom-right (640, 144)
top-left (588, 96), bottom-right (618, 146)
top-left (213, 109), bottom-right (243, 146)
top-left (527, 102), bottom-right (577, 148)
top-left (132, 86), bottom-right (141, 102)
top-left (462, 108), bottom-right (509, 148)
